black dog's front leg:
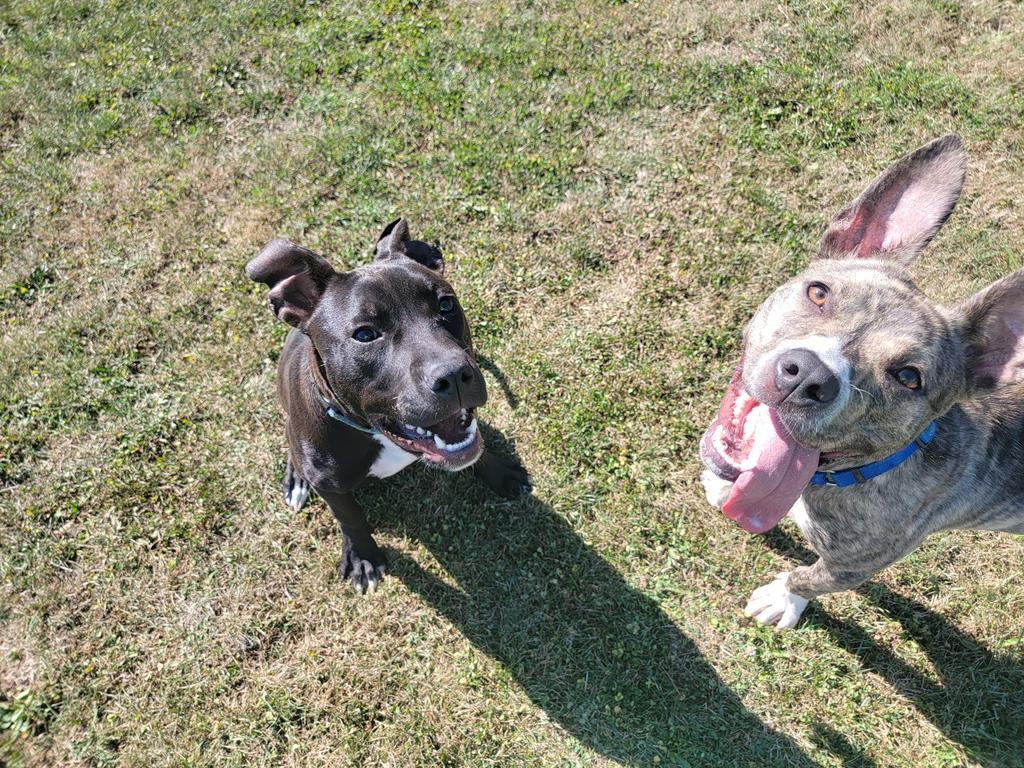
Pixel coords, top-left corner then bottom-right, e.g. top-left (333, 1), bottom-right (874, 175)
top-left (319, 489), bottom-right (387, 594)
top-left (473, 448), bottom-right (532, 499)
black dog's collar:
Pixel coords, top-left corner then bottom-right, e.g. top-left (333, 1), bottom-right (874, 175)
top-left (307, 347), bottom-right (377, 435)
top-left (319, 392), bottom-right (378, 434)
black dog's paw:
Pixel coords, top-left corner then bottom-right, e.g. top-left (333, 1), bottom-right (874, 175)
top-left (339, 538), bottom-right (387, 594)
top-left (474, 451), bottom-right (532, 499)
top-left (282, 458), bottom-right (311, 512)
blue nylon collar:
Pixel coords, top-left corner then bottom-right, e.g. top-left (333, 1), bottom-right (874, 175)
top-left (308, 363), bottom-right (377, 435)
top-left (319, 394), bottom-right (377, 434)
top-left (809, 421), bottom-right (937, 488)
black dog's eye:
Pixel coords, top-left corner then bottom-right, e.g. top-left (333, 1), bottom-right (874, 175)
top-left (438, 296), bottom-right (456, 314)
top-left (353, 327), bottom-right (379, 343)
top-left (893, 367), bottom-right (922, 390)
top-left (807, 282), bottom-right (830, 307)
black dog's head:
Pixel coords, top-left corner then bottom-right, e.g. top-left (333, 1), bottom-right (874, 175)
top-left (246, 218), bottom-right (486, 470)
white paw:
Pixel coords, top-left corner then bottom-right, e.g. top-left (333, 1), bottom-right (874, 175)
top-left (745, 572), bottom-right (809, 629)
top-left (286, 478), bottom-right (310, 511)
top-left (700, 469), bottom-right (733, 510)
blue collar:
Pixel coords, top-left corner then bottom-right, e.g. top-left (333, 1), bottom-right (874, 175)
top-left (319, 394), bottom-right (377, 434)
top-left (809, 421), bottom-right (937, 488)
top-left (308, 364), bottom-right (377, 435)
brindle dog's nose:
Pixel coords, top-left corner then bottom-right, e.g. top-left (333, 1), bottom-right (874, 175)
top-left (774, 349), bottom-right (840, 407)
top-left (430, 361), bottom-right (476, 399)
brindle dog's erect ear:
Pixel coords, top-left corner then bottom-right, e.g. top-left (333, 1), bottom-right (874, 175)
top-left (817, 134), bottom-right (966, 264)
top-left (959, 269), bottom-right (1024, 391)
top-left (245, 239), bottom-right (337, 327)
top-left (375, 217), bottom-right (444, 273)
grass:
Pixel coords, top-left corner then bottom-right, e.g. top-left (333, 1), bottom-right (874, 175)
top-left (2, 0), bottom-right (1024, 765)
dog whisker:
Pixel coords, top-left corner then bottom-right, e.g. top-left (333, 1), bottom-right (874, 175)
top-left (849, 383), bottom-right (875, 402)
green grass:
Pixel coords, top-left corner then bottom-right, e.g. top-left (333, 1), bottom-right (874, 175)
top-left (2, 0), bottom-right (1024, 765)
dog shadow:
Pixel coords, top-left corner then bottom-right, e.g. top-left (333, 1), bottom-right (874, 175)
top-left (475, 353), bottom-right (519, 410)
top-left (809, 723), bottom-right (878, 768)
top-left (358, 424), bottom-right (817, 766)
top-left (764, 528), bottom-right (1024, 765)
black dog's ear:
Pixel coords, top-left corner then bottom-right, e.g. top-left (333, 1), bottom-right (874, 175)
top-left (375, 217), bottom-right (410, 258)
top-left (817, 134), bottom-right (966, 265)
top-left (245, 239), bottom-right (337, 327)
top-left (375, 217), bottom-right (444, 273)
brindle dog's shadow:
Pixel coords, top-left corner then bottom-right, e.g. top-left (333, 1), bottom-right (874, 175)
top-left (765, 529), bottom-right (1024, 764)
top-left (359, 422), bottom-right (817, 765)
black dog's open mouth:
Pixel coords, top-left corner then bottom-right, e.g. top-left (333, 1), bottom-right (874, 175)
top-left (373, 407), bottom-right (482, 468)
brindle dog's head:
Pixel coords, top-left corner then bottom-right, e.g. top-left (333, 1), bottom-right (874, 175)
top-left (246, 219), bottom-right (486, 470)
top-left (741, 135), bottom-right (1024, 467)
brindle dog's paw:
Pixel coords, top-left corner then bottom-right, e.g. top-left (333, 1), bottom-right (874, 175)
top-left (282, 460), bottom-right (311, 512)
top-left (699, 469), bottom-right (732, 510)
top-left (475, 452), bottom-right (532, 499)
top-left (745, 572), bottom-right (809, 629)
top-left (339, 539), bottom-right (388, 594)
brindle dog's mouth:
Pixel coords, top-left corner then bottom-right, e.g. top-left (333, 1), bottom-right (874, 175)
top-left (373, 408), bottom-right (482, 467)
top-left (700, 367), bottom-right (819, 533)
top-left (817, 450), bottom-right (853, 467)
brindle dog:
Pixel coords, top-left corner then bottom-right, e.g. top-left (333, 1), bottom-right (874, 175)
top-left (700, 135), bottom-right (1024, 628)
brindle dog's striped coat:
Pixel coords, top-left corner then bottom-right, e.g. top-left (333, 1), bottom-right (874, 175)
top-left (702, 135), bottom-right (1024, 628)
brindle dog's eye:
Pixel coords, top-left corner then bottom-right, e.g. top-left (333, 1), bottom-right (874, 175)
top-left (353, 327), bottom-right (379, 343)
top-left (438, 296), bottom-right (455, 314)
top-left (807, 282), bottom-right (830, 307)
top-left (894, 367), bottom-right (922, 390)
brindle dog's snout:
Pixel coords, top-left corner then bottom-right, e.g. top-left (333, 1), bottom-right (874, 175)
top-left (774, 349), bottom-right (840, 407)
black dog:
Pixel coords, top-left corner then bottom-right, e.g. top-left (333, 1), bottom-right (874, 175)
top-left (247, 219), bottom-right (531, 592)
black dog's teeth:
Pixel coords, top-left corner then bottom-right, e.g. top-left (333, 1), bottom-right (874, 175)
top-left (388, 410), bottom-right (478, 456)
top-left (399, 422), bottom-right (434, 439)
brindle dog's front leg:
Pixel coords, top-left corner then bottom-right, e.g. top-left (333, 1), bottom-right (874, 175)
top-left (702, 471), bottom-right (908, 629)
top-left (747, 558), bottom-right (889, 629)
top-left (318, 489), bottom-right (387, 594)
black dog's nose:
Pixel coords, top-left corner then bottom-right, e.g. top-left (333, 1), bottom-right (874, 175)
top-left (774, 349), bottom-right (840, 407)
top-left (430, 362), bottom-right (476, 398)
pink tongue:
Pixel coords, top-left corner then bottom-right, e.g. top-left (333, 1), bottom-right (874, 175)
top-left (720, 409), bottom-right (823, 536)
top-left (720, 404), bottom-right (819, 533)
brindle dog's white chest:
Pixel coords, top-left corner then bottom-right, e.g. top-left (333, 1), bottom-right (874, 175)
top-left (787, 496), bottom-right (813, 535)
top-left (369, 433), bottom-right (419, 478)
